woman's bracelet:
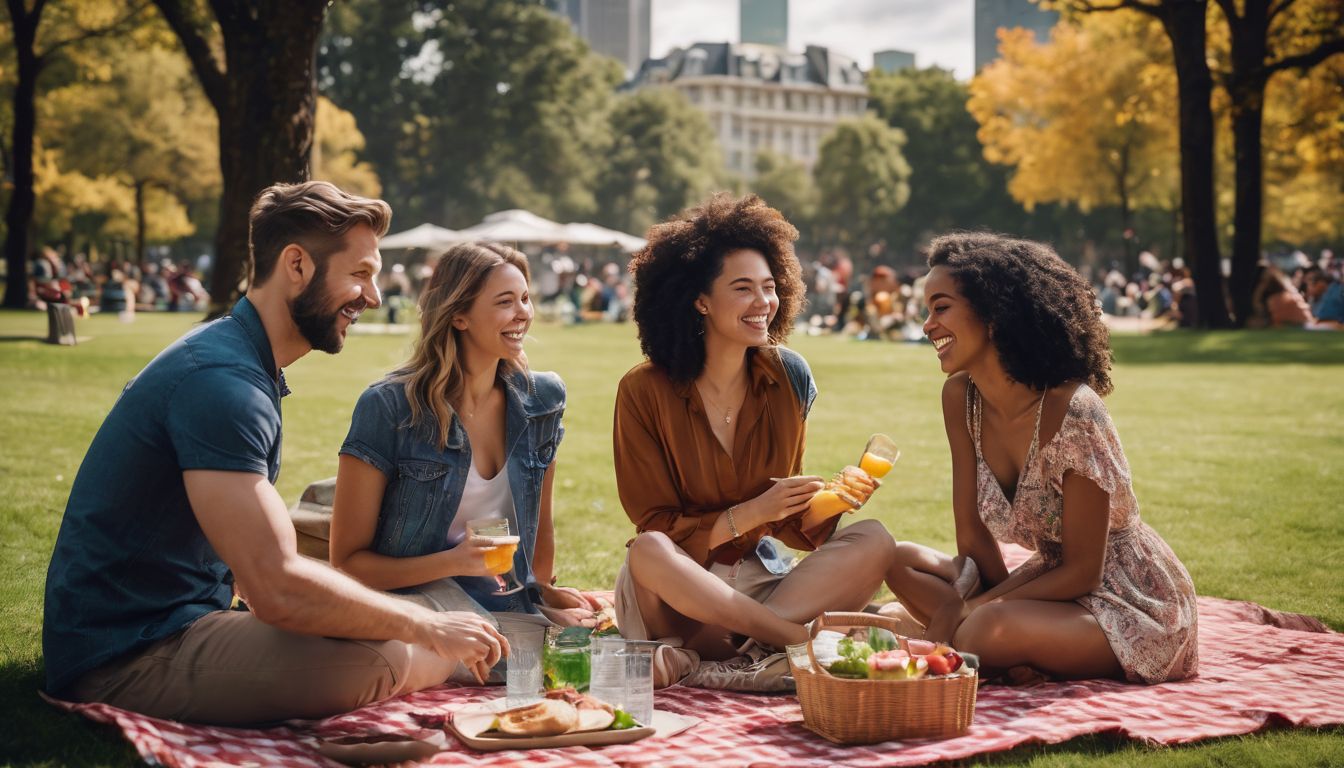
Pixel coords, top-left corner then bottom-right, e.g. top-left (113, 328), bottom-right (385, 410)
top-left (726, 504), bottom-right (742, 539)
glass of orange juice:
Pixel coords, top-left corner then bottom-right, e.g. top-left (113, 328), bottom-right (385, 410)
top-left (466, 517), bottom-right (524, 594)
top-left (859, 434), bottom-right (900, 479)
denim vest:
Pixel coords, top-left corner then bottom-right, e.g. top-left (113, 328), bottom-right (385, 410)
top-left (340, 368), bottom-right (565, 613)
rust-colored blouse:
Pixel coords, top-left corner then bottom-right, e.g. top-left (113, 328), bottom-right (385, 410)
top-left (612, 347), bottom-right (838, 567)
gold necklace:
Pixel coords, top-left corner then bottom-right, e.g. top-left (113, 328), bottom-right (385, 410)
top-left (698, 380), bottom-right (746, 426)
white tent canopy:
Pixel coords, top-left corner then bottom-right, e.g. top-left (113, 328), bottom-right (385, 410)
top-left (378, 223), bottom-right (462, 250)
top-left (561, 222), bottom-right (646, 252)
top-left (454, 209), bottom-right (570, 244)
top-left (454, 210), bottom-right (646, 253)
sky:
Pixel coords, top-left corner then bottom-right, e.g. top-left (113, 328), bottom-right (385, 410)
top-left (650, 0), bottom-right (975, 80)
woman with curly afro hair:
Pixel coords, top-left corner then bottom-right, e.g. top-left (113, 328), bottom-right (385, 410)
top-left (610, 194), bottom-right (902, 688)
top-left (883, 232), bottom-right (1198, 685)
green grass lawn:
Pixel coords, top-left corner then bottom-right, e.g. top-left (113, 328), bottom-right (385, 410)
top-left (1, 310), bottom-right (1341, 766)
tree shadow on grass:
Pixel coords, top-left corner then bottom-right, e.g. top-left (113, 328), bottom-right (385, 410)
top-left (1111, 330), bottom-right (1344, 366)
top-left (1, 662), bottom-right (140, 767)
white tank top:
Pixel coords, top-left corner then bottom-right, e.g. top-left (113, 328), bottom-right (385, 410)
top-left (446, 463), bottom-right (515, 545)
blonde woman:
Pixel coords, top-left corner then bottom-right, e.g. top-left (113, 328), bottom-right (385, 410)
top-left (331, 242), bottom-right (595, 626)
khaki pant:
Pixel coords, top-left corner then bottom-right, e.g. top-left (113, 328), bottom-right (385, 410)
top-left (615, 519), bottom-right (892, 643)
top-left (69, 610), bottom-right (456, 726)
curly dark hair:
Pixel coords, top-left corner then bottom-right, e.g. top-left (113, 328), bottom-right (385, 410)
top-left (630, 193), bottom-right (804, 383)
top-left (927, 233), bottom-right (1113, 396)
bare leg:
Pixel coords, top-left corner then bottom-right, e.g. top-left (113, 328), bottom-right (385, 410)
top-left (626, 532), bottom-right (808, 656)
top-left (953, 600), bottom-right (1123, 680)
top-left (883, 541), bottom-right (965, 623)
top-left (761, 519), bottom-right (893, 623)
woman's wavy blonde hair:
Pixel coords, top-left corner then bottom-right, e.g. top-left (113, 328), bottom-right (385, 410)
top-left (390, 241), bottom-right (531, 449)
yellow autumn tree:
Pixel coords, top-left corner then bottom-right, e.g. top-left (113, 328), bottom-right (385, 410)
top-left (1259, 55), bottom-right (1344, 245)
top-left (312, 96), bottom-right (382, 198)
top-left (40, 43), bottom-right (218, 258)
top-left (968, 12), bottom-right (1180, 261)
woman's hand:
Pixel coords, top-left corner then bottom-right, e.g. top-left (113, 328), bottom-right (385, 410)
top-left (538, 604), bottom-right (599, 628)
top-left (444, 536), bottom-right (504, 578)
top-left (539, 583), bottom-right (601, 611)
top-left (537, 583), bottom-right (601, 627)
top-left (746, 475), bottom-right (824, 526)
top-left (923, 596), bottom-right (976, 643)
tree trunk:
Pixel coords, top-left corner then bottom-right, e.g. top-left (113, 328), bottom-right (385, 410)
top-left (1158, 2), bottom-right (1232, 327)
top-left (134, 180), bottom-right (147, 264)
top-left (1224, 0), bottom-right (1270, 328)
top-left (1228, 89), bottom-right (1265, 327)
top-left (198, 1), bottom-right (328, 318)
top-left (2, 2), bottom-right (41, 309)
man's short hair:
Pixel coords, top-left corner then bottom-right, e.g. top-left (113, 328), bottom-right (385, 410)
top-left (249, 181), bottom-right (392, 285)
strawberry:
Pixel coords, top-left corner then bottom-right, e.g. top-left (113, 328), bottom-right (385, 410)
top-left (924, 653), bottom-right (952, 675)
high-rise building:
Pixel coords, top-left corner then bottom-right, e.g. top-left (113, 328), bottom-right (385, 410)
top-left (974, 0), bottom-right (1059, 71)
top-left (547, 0), bottom-right (652, 76)
top-left (741, 0), bottom-right (788, 48)
top-left (873, 50), bottom-right (916, 74)
top-left (627, 42), bottom-right (867, 179)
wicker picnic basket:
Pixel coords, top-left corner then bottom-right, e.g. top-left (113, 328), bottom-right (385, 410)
top-left (789, 611), bottom-right (977, 745)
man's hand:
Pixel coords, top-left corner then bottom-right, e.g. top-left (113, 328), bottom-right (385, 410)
top-left (413, 611), bottom-right (509, 684)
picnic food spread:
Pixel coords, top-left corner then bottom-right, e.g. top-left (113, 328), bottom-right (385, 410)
top-left (490, 688), bottom-right (637, 737)
top-left (826, 634), bottom-right (972, 681)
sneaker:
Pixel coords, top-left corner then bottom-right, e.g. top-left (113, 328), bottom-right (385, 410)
top-left (652, 644), bottom-right (700, 689)
top-left (681, 645), bottom-right (795, 693)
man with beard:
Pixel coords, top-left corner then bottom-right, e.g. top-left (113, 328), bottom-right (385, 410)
top-left (43, 182), bottom-right (507, 725)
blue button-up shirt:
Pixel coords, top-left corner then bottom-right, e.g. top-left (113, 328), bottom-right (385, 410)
top-left (43, 297), bottom-right (286, 694)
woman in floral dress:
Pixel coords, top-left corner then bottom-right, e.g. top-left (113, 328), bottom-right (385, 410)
top-left (893, 233), bottom-right (1198, 683)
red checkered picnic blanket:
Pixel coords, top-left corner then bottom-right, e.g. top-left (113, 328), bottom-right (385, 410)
top-left (45, 549), bottom-right (1343, 767)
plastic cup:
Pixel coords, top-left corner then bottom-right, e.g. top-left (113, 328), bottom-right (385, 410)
top-left (620, 641), bottom-right (658, 726)
top-left (588, 637), bottom-right (627, 711)
top-left (503, 624), bottom-right (545, 705)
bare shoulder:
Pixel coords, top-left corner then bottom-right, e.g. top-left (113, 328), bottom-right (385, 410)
top-left (940, 371), bottom-right (971, 409)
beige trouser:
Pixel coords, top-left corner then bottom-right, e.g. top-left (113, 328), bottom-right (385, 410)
top-left (615, 518), bottom-right (892, 643)
top-left (69, 609), bottom-right (457, 726)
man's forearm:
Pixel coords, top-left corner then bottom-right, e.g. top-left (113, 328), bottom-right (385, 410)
top-left (246, 555), bottom-right (428, 645)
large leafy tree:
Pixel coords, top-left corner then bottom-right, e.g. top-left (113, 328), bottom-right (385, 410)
top-left (1211, 0), bottom-right (1343, 325)
top-left (1055, 0), bottom-right (1231, 327)
top-left (320, 0), bottom-right (622, 229)
top-left (43, 45), bottom-right (217, 262)
top-left (1259, 55), bottom-right (1344, 247)
top-left (867, 66), bottom-right (1026, 258)
top-left (311, 96), bottom-right (381, 200)
top-left (592, 87), bottom-right (723, 236)
top-left (812, 114), bottom-right (911, 249)
top-left (969, 15), bottom-right (1180, 274)
top-left (749, 150), bottom-right (816, 238)
top-left (1, 0), bottom-right (146, 308)
top-left (152, 0), bottom-right (330, 316)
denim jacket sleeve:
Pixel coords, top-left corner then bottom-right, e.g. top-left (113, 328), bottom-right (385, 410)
top-left (340, 383), bottom-right (400, 477)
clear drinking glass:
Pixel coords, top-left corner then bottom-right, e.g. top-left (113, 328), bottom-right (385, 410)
top-left (858, 433), bottom-right (900, 479)
top-left (620, 641), bottom-right (657, 726)
top-left (587, 637), bottom-right (627, 711)
top-left (503, 624), bottom-right (546, 705)
top-left (465, 517), bottom-right (524, 595)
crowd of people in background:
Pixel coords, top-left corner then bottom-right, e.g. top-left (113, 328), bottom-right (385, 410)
top-left (28, 246), bottom-right (210, 317)
top-left (22, 239), bottom-right (1341, 334)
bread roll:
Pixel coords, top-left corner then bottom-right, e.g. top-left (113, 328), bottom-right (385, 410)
top-left (496, 699), bottom-right (579, 736)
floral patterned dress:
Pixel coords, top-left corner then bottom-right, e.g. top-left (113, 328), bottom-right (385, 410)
top-left (968, 381), bottom-right (1199, 683)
